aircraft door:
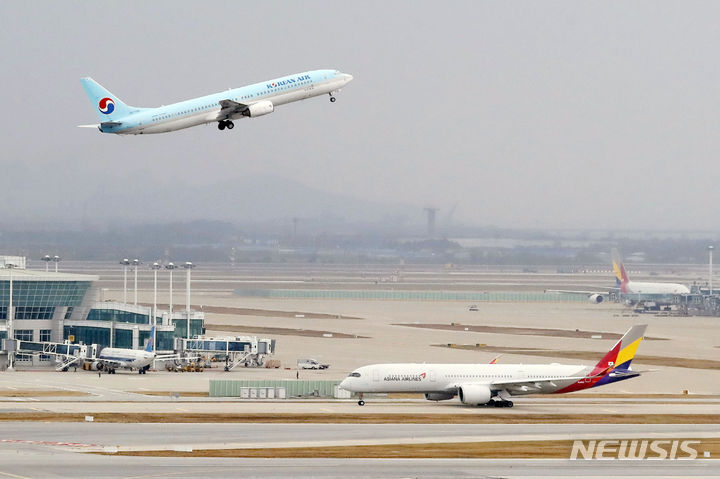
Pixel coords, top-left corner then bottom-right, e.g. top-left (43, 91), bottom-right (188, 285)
top-left (430, 370), bottom-right (436, 382)
top-left (372, 369), bottom-right (380, 382)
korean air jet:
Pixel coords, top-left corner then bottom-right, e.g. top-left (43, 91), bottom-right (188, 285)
top-left (340, 325), bottom-right (647, 408)
top-left (79, 69), bottom-right (353, 134)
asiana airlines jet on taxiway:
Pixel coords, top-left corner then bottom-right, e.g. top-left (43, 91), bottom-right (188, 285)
top-left (79, 69), bottom-right (353, 134)
top-left (340, 325), bottom-right (648, 408)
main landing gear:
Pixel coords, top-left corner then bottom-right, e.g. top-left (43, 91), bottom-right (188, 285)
top-left (217, 120), bottom-right (234, 130)
top-left (329, 93), bottom-right (336, 103)
top-left (491, 399), bottom-right (513, 408)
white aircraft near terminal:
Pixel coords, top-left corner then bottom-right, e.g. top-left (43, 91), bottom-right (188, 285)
top-left (79, 69), bottom-right (353, 134)
top-left (92, 339), bottom-right (156, 375)
top-left (60, 327), bottom-right (175, 374)
top-left (549, 249), bottom-right (690, 304)
top-left (340, 325), bottom-right (647, 408)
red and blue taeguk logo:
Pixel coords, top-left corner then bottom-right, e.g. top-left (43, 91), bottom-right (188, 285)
top-left (98, 97), bottom-right (115, 114)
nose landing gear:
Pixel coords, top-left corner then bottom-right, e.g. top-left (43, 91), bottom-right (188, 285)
top-left (329, 93), bottom-right (336, 103)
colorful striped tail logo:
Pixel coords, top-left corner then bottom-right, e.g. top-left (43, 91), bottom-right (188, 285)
top-left (556, 324), bottom-right (647, 393)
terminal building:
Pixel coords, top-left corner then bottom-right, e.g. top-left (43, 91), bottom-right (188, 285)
top-left (0, 256), bottom-right (204, 367)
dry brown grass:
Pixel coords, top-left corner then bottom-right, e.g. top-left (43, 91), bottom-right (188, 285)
top-left (206, 324), bottom-right (367, 339)
top-left (0, 390), bottom-right (89, 398)
top-left (130, 391), bottom-right (209, 397)
top-left (2, 412), bottom-right (719, 424)
top-left (142, 303), bottom-right (361, 320)
top-left (106, 438), bottom-right (720, 459)
top-left (398, 323), bottom-right (667, 340)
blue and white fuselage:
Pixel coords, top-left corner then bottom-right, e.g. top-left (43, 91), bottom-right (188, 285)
top-left (80, 69), bottom-right (353, 135)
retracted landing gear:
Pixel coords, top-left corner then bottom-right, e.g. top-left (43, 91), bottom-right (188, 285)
top-left (217, 120), bottom-right (234, 130)
top-left (329, 93), bottom-right (336, 103)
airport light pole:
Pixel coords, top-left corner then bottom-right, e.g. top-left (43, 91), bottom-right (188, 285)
top-left (151, 262), bottom-right (161, 351)
top-left (132, 259), bottom-right (141, 306)
top-left (183, 262), bottom-right (195, 340)
top-left (41, 255), bottom-right (51, 272)
top-left (52, 255), bottom-right (61, 273)
top-left (119, 259), bottom-right (130, 304)
top-left (709, 245), bottom-right (714, 295)
top-left (165, 262), bottom-right (177, 323)
top-left (6, 263), bottom-right (15, 372)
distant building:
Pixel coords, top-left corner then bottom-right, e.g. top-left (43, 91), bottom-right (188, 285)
top-left (0, 256), bottom-right (204, 368)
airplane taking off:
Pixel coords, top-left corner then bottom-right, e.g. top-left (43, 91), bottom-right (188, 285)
top-left (549, 249), bottom-right (690, 305)
top-left (79, 69), bottom-right (353, 134)
top-left (340, 325), bottom-right (647, 407)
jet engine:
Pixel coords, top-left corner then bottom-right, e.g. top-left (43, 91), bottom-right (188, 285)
top-left (89, 361), bottom-right (105, 371)
top-left (458, 384), bottom-right (492, 405)
top-left (244, 100), bottom-right (274, 117)
top-left (424, 392), bottom-right (454, 402)
top-left (588, 294), bottom-right (604, 304)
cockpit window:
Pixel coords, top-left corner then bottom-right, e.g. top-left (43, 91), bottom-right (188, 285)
top-left (334, 70), bottom-right (341, 75)
top-left (348, 372), bottom-right (361, 378)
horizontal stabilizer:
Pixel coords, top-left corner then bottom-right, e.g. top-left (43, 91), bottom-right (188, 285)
top-left (77, 124), bottom-right (99, 128)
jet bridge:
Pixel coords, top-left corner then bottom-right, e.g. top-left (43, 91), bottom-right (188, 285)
top-left (177, 336), bottom-right (276, 371)
top-left (13, 340), bottom-right (99, 371)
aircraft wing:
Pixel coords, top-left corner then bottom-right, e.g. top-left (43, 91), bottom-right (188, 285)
top-left (217, 99), bottom-right (249, 120)
top-left (490, 367), bottom-right (616, 394)
top-left (545, 289), bottom-right (612, 295)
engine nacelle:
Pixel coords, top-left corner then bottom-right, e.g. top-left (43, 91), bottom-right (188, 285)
top-left (245, 100), bottom-right (274, 117)
top-left (588, 293), bottom-right (605, 304)
top-left (588, 294), bottom-right (604, 304)
top-left (458, 384), bottom-right (492, 405)
top-left (89, 361), bottom-right (104, 371)
top-left (425, 392), bottom-right (454, 402)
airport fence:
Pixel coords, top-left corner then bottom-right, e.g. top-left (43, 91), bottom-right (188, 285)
top-left (210, 379), bottom-right (343, 398)
top-left (233, 289), bottom-right (589, 303)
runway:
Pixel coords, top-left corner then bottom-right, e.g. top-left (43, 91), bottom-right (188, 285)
top-left (1, 396), bottom-right (719, 418)
top-left (0, 423), bottom-right (718, 478)
top-left (1, 423), bottom-right (719, 450)
top-left (0, 452), bottom-right (717, 478)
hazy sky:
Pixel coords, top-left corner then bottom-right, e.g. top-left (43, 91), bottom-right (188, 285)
top-left (2, 1), bottom-right (720, 230)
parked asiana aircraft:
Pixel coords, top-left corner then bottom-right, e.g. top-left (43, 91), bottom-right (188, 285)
top-left (549, 249), bottom-right (690, 305)
top-left (79, 69), bottom-right (353, 134)
top-left (340, 324), bottom-right (647, 408)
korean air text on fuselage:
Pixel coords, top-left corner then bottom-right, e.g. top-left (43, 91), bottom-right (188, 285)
top-left (79, 69), bottom-right (353, 135)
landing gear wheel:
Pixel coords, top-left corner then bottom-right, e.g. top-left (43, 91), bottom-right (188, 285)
top-left (330, 96), bottom-right (336, 103)
top-left (224, 366), bottom-right (229, 372)
top-left (226, 121), bottom-right (234, 129)
top-left (358, 400), bottom-right (365, 406)
top-left (493, 400), bottom-right (503, 407)
top-left (218, 121), bottom-right (226, 130)
top-left (505, 400), bottom-right (514, 408)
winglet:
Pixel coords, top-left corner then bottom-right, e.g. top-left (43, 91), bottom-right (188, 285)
top-left (489, 355), bottom-right (501, 364)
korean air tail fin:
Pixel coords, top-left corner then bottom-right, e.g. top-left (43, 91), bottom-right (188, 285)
top-left (81, 77), bottom-right (135, 122)
top-left (145, 326), bottom-right (155, 353)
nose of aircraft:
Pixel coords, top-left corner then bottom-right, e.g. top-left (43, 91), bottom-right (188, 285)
top-left (344, 73), bottom-right (354, 83)
top-left (339, 378), bottom-right (351, 390)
